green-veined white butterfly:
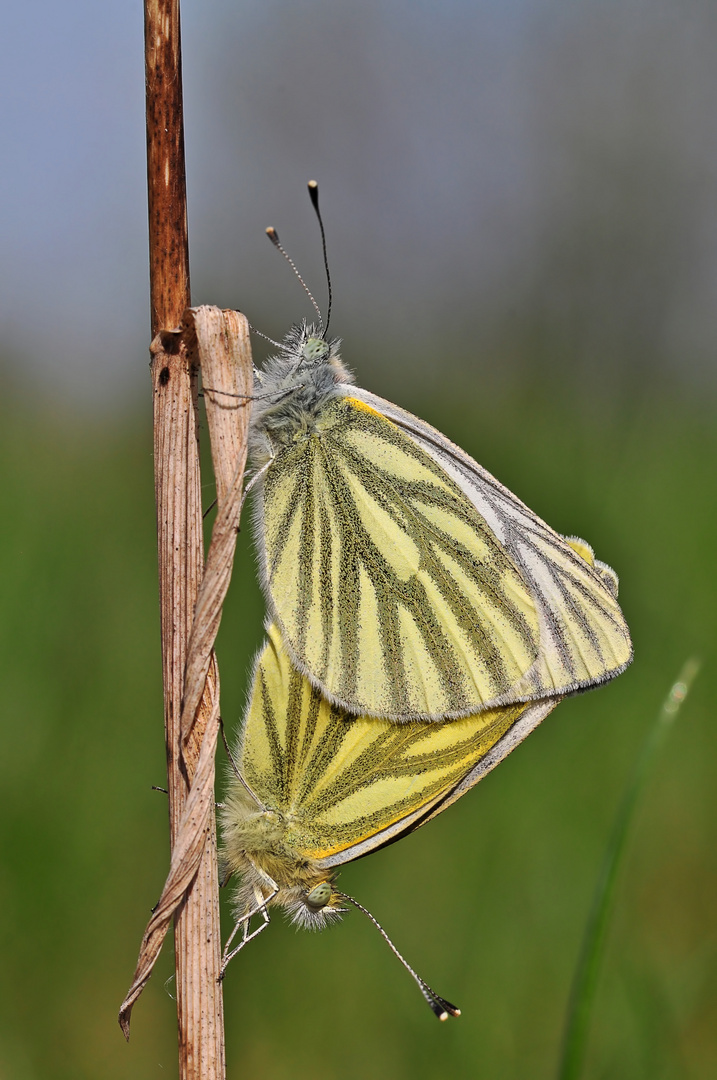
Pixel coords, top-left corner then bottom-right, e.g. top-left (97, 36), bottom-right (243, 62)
top-left (246, 328), bottom-right (631, 722)
top-left (220, 623), bottom-right (560, 1018)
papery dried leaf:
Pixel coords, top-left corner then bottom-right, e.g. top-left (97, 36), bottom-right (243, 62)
top-left (119, 308), bottom-right (252, 1039)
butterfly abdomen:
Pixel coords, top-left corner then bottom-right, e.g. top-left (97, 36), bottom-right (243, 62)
top-left (220, 801), bottom-right (286, 869)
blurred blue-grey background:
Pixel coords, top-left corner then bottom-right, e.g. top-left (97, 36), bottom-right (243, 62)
top-left (0, 1), bottom-right (715, 1077)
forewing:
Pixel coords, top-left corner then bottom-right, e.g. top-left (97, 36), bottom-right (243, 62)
top-left (241, 626), bottom-right (546, 865)
top-left (348, 387), bottom-right (633, 703)
top-left (257, 395), bottom-right (545, 720)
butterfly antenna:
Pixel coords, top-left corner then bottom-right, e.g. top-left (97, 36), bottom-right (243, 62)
top-left (219, 717), bottom-right (266, 810)
top-left (307, 180), bottom-right (333, 337)
top-left (247, 320), bottom-right (282, 349)
top-left (265, 226), bottom-right (324, 332)
top-left (338, 892), bottom-right (461, 1021)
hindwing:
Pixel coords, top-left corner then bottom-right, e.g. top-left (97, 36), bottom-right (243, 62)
top-left (239, 626), bottom-right (559, 864)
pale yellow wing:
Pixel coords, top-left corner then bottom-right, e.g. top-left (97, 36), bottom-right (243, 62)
top-left (238, 626), bottom-right (558, 865)
top-left (255, 393), bottom-right (631, 720)
top-left (350, 387), bottom-right (633, 705)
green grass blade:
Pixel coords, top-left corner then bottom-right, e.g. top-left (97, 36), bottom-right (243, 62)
top-left (557, 658), bottom-right (701, 1080)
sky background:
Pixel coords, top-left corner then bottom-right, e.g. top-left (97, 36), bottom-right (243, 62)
top-left (1, 0), bottom-right (716, 406)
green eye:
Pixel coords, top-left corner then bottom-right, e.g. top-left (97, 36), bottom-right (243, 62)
top-left (302, 337), bottom-right (329, 363)
top-left (306, 882), bottom-right (332, 910)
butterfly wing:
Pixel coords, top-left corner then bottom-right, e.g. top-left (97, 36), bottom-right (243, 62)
top-left (256, 394), bottom-right (546, 720)
top-left (317, 696), bottom-right (561, 868)
top-left (239, 626), bottom-right (559, 868)
top-left (255, 390), bottom-right (631, 720)
top-left (348, 387), bottom-right (633, 705)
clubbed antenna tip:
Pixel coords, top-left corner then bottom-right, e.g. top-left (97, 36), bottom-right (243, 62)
top-left (306, 180), bottom-right (332, 335)
top-left (338, 892), bottom-right (461, 1021)
top-left (264, 224), bottom-right (323, 328)
top-left (424, 991), bottom-right (461, 1021)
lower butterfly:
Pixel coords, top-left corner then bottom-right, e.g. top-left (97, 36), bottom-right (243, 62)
top-left (220, 624), bottom-right (559, 1019)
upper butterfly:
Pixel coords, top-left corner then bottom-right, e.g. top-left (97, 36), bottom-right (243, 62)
top-left (247, 321), bottom-right (632, 722)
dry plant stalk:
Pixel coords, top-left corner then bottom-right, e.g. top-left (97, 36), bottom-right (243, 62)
top-left (145, 0), bottom-right (190, 337)
top-left (135, 1), bottom-right (243, 1074)
top-left (119, 310), bottom-right (253, 1079)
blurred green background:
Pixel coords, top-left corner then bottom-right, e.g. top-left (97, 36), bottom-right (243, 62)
top-left (1, 1), bottom-right (715, 1078)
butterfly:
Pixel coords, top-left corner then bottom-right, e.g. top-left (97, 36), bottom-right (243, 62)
top-left (220, 623), bottom-right (560, 1018)
top-left (246, 322), bottom-right (632, 722)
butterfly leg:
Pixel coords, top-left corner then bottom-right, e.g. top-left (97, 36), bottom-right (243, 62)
top-left (220, 905), bottom-right (269, 974)
top-left (220, 875), bottom-right (278, 978)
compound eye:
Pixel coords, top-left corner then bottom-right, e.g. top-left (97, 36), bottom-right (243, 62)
top-left (305, 881), bottom-right (332, 911)
top-left (302, 337), bottom-right (329, 363)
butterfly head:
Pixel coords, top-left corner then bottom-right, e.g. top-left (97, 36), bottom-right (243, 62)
top-left (248, 322), bottom-right (355, 461)
top-left (256, 322), bottom-right (347, 379)
top-left (221, 788), bottom-right (347, 929)
top-left (300, 334), bottom-right (331, 365)
top-left (231, 855), bottom-right (346, 931)
top-left (280, 875), bottom-right (347, 930)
